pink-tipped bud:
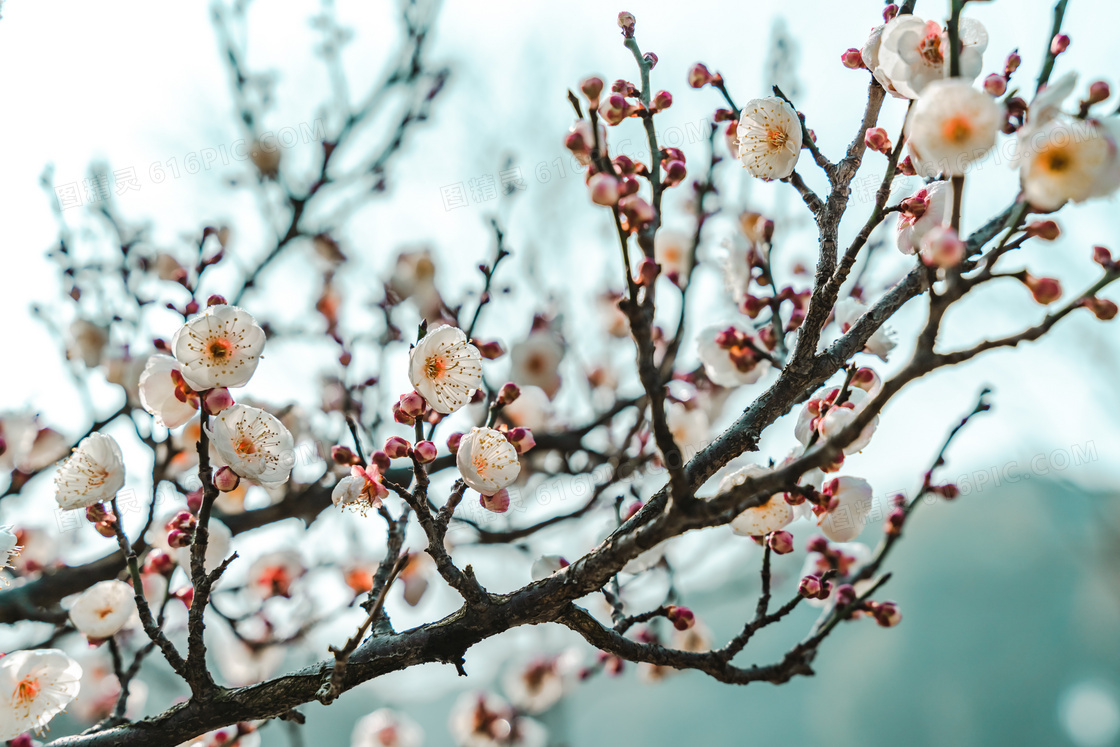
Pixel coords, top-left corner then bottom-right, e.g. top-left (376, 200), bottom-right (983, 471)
top-left (85, 503), bottom-right (110, 523)
top-left (886, 508), bottom-right (906, 536)
top-left (983, 73), bottom-right (1007, 97)
top-left (897, 155), bottom-right (917, 176)
top-left (841, 48), bottom-right (865, 69)
top-left (619, 195), bottom-right (655, 229)
top-left (202, 387), bottom-right (234, 415)
top-left (167, 511), bottom-right (196, 532)
top-left (581, 76), bottom-right (604, 105)
top-left (506, 427), bottom-right (536, 454)
top-left (767, 530), bottom-right (795, 555)
top-left (399, 391), bottom-right (426, 419)
top-left (1084, 297), bottom-right (1119, 321)
top-left (588, 173), bottom-right (622, 206)
top-left (447, 432), bottom-right (464, 453)
top-left (392, 402), bottom-right (415, 426)
top-left (1005, 51), bottom-right (1022, 76)
top-left (480, 489), bottom-right (511, 514)
top-left (497, 382), bottom-right (521, 406)
top-left (834, 584), bottom-right (857, 607)
top-left (413, 440), bottom-right (437, 464)
top-left (167, 528), bottom-right (192, 548)
top-left (617, 11), bottom-right (635, 37)
top-left (644, 52), bottom-right (658, 69)
top-left (666, 605), bottom-right (695, 631)
top-left (714, 107), bottom-right (735, 122)
top-left (688, 62), bottom-right (713, 88)
top-left (920, 226), bottom-right (966, 269)
top-left (799, 574), bottom-right (823, 598)
top-left (1088, 80), bottom-right (1111, 105)
top-left (1051, 34), bottom-right (1070, 55)
top-left (806, 535), bottom-right (830, 554)
top-left (882, 3), bottom-right (898, 21)
top-left (651, 90), bottom-right (672, 112)
top-left (873, 601), bottom-right (902, 627)
top-left (1024, 220), bottom-right (1060, 240)
top-left (1093, 245), bottom-right (1115, 267)
top-left (143, 550), bottom-right (176, 575)
top-left (1023, 273), bottom-right (1062, 304)
top-left (637, 257), bottom-right (660, 287)
top-left (662, 159), bottom-right (687, 187)
top-left (384, 436), bottom-right (411, 459)
top-left (476, 340), bottom-right (505, 359)
top-left (214, 466), bottom-right (241, 492)
top-left (863, 126), bottom-right (892, 155)
top-left (332, 445), bottom-right (359, 466)
top-left (206, 294), bottom-right (227, 307)
top-left (185, 490), bottom-right (203, 514)
top-left (370, 450), bottom-right (391, 473)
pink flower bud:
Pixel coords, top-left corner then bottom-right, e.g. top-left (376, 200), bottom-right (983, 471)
top-left (807, 535), bottom-right (830, 554)
top-left (167, 511), bottom-right (197, 532)
top-left (497, 382), bottom-right (521, 406)
top-left (480, 489), bottom-right (511, 513)
top-left (652, 90), bottom-right (673, 112)
top-left (617, 11), bottom-right (635, 37)
top-left (399, 391), bottom-right (426, 419)
top-left (413, 440), bottom-right (437, 464)
top-left (662, 159), bottom-right (687, 187)
top-left (1051, 34), bottom-right (1070, 55)
top-left (688, 63), bottom-right (713, 88)
top-left (581, 76), bottom-right (604, 105)
top-left (637, 257), bottom-right (660, 286)
top-left (167, 529), bottom-right (192, 548)
top-left (588, 173), bottom-right (621, 206)
top-left (863, 127), bottom-right (892, 155)
top-left (886, 508), bottom-right (906, 535)
top-left (767, 530), bottom-right (795, 555)
top-left (1023, 273), bottom-right (1062, 304)
top-left (619, 174), bottom-right (641, 197)
top-left (983, 73), bottom-right (1007, 97)
top-left (644, 52), bottom-right (658, 69)
top-left (841, 48), bottom-right (865, 69)
top-left (714, 108), bottom-right (735, 122)
top-left (476, 340), bottom-right (505, 359)
top-left (202, 387), bottom-right (234, 415)
top-left (613, 155), bottom-right (636, 174)
top-left (920, 226), bottom-right (966, 268)
top-left (370, 450), bottom-right (391, 472)
top-left (206, 294), bottom-right (227, 307)
top-left (619, 195), bottom-right (655, 228)
top-left (666, 605), bottom-right (695, 631)
top-left (1024, 220), bottom-right (1060, 240)
top-left (392, 402), bottom-right (415, 426)
top-left (1085, 297), bottom-right (1119, 321)
top-left (447, 432), bottom-right (464, 453)
top-left (897, 155), bottom-right (917, 176)
top-left (143, 550), bottom-right (175, 575)
top-left (799, 574), bottom-right (823, 598)
top-left (332, 445), bottom-right (358, 465)
top-left (86, 503), bottom-right (110, 523)
top-left (384, 436), bottom-right (411, 459)
top-left (834, 584), bottom-right (857, 607)
top-left (873, 601), bottom-right (902, 627)
top-left (882, 3), bottom-right (898, 21)
top-left (506, 427), bottom-right (536, 454)
top-left (94, 520), bottom-right (117, 538)
top-left (1093, 245), bottom-right (1114, 267)
top-left (214, 466), bottom-right (241, 492)
top-left (186, 490), bottom-right (203, 514)
top-left (1005, 51), bottom-right (1022, 75)
top-left (1088, 80), bottom-right (1111, 104)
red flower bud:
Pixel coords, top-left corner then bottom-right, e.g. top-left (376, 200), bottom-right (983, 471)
top-left (688, 63), bottom-right (713, 88)
top-left (214, 466), bottom-right (240, 492)
top-left (384, 436), bottom-right (412, 459)
top-left (767, 530), bottom-right (795, 555)
top-left (399, 391), bottom-right (426, 419)
top-left (505, 427), bottom-right (536, 454)
top-left (666, 605), bottom-right (695, 631)
top-left (331, 445), bottom-right (358, 465)
top-left (1024, 220), bottom-right (1060, 240)
top-left (202, 387), bottom-right (234, 415)
top-left (841, 48), bottom-right (865, 70)
top-left (413, 440), bottom-right (437, 464)
top-left (1050, 34), bottom-right (1070, 55)
top-left (480, 488), bottom-right (511, 514)
top-left (983, 73), bottom-right (1007, 97)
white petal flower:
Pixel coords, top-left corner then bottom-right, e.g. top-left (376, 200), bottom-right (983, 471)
top-left (877, 15), bottom-right (988, 99)
top-left (503, 658), bottom-right (567, 714)
top-left (171, 304), bottom-right (266, 390)
top-left (696, 324), bottom-right (772, 388)
top-left (351, 708), bottom-right (424, 747)
top-left (906, 79), bottom-right (1001, 177)
top-left (448, 691), bottom-right (547, 747)
top-left (896, 180), bottom-right (951, 254)
top-left (666, 402), bottom-right (709, 457)
top-left (68, 579), bottom-right (137, 640)
top-left (1026, 71), bottom-right (1078, 127)
top-left (54, 433), bottom-right (126, 510)
top-left (409, 325), bottom-right (483, 414)
top-left (653, 229), bottom-right (693, 284)
top-left (736, 97), bottom-right (803, 180)
top-left (795, 385), bottom-right (879, 454)
top-left (818, 476), bottom-right (874, 542)
top-left (0, 527), bottom-right (20, 586)
top-left (510, 332), bottom-right (564, 400)
top-left (718, 465), bottom-right (794, 537)
top-left (0, 649), bottom-right (82, 741)
top-left (456, 427), bottom-right (521, 495)
top-left (1019, 116), bottom-right (1120, 211)
top-left (207, 405), bottom-right (295, 489)
top-left (834, 298), bottom-right (895, 361)
top-left (138, 354), bottom-right (199, 429)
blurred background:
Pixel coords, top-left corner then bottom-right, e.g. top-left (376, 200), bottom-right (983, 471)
top-left (1, 0), bottom-right (1118, 744)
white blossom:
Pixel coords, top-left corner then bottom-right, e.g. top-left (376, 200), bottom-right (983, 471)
top-left (876, 15), bottom-right (988, 99)
top-left (818, 476), bottom-right (874, 542)
top-left (68, 579), bottom-right (137, 640)
top-left (833, 298), bottom-right (896, 361)
top-left (906, 79), bottom-right (1000, 177)
top-left (718, 465), bottom-right (795, 537)
top-left (456, 427), bottom-right (521, 495)
top-left (351, 708), bottom-right (424, 747)
top-left (207, 405), bottom-right (295, 489)
top-left (409, 325), bottom-right (483, 414)
top-left (448, 691), bottom-right (547, 747)
top-left (736, 97), bottom-right (803, 180)
top-left (138, 354), bottom-right (199, 429)
top-left (503, 658), bottom-right (567, 714)
top-left (0, 649), bottom-right (82, 741)
top-left (171, 304), bottom-right (266, 390)
top-left (510, 332), bottom-right (564, 400)
top-left (666, 402), bottom-right (709, 457)
top-left (795, 385), bottom-right (879, 455)
top-left (696, 324), bottom-right (772, 387)
top-left (54, 432), bottom-right (126, 510)
top-left (896, 180), bottom-right (951, 254)
top-left (653, 228), bottom-right (692, 284)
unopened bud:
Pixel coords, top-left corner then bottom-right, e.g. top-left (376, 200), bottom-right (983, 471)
top-left (206, 294), bottom-right (227, 307)
top-left (841, 48), bottom-right (865, 69)
top-left (497, 382), bottom-right (521, 406)
top-left (920, 226), bottom-right (966, 268)
top-left (476, 340), bottom-right (505, 359)
top-left (767, 530), bottom-right (795, 555)
top-left (480, 488), bottom-right (511, 513)
top-left (370, 450), bottom-right (391, 473)
top-left (873, 600), bottom-right (902, 627)
top-left (637, 257), bottom-right (660, 286)
top-left (1023, 273), bottom-right (1062, 304)
top-left (1088, 80), bottom-right (1111, 105)
top-left (581, 76), bottom-right (605, 105)
top-left (1093, 245), bottom-right (1114, 267)
top-left (834, 584), bottom-right (857, 607)
top-left (620, 195), bottom-right (656, 228)
top-left (1050, 34), bottom-right (1070, 55)
top-left (617, 11), bottom-right (636, 37)
top-left (413, 440), bottom-right (437, 463)
top-left (202, 387), bottom-right (234, 415)
top-left (1024, 220), bottom-right (1060, 240)
top-left (214, 466), bottom-right (241, 492)
top-left (666, 605), bottom-right (695, 631)
top-left (1004, 51), bottom-right (1022, 76)
top-left (886, 507), bottom-right (906, 535)
top-left (167, 529), bottom-right (192, 548)
top-left (589, 173), bottom-right (621, 206)
top-left (651, 90), bottom-right (672, 112)
top-left (384, 436), bottom-right (412, 459)
top-left (331, 445), bottom-right (358, 466)
top-left (643, 52), bottom-right (658, 69)
top-left (144, 550), bottom-right (175, 576)
top-left (897, 155), bottom-right (917, 176)
top-left (1084, 297), bottom-right (1119, 321)
top-left (505, 427), bottom-right (536, 454)
top-left (863, 126), bottom-right (892, 155)
top-left (174, 586), bottom-right (194, 609)
top-left (799, 574), bottom-right (823, 598)
top-left (447, 432), bottom-right (464, 453)
top-left (688, 62), bottom-right (713, 88)
top-left (399, 391), bottom-right (426, 419)
top-left (662, 159), bottom-right (687, 187)
top-left (882, 3), bottom-right (898, 21)
top-left (392, 402), bottom-right (415, 426)
top-left (983, 73), bottom-right (1007, 97)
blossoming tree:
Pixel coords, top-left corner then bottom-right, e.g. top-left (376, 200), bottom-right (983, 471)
top-left (2, 0), bottom-right (1117, 744)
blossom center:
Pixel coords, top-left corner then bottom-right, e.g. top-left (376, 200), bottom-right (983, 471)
top-left (472, 454), bottom-right (490, 477)
top-left (236, 437), bottom-right (258, 456)
top-left (919, 30), bottom-right (944, 65)
top-left (765, 129), bottom-right (787, 150)
top-left (207, 337), bottom-right (235, 361)
top-left (425, 355), bottom-right (447, 380)
top-left (1042, 147), bottom-right (1071, 173)
top-left (16, 676), bottom-right (40, 704)
top-left (941, 116), bottom-right (973, 144)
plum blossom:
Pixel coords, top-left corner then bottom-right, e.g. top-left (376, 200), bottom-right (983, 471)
top-left (247, 551), bottom-right (305, 599)
top-left (736, 97), bottom-right (803, 180)
top-left (696, 324), bottom-right (772, 387)
top-left (207, 405), bottom-right (295, 489)
top-left (875, 15), bottom-right (988, 99)
top-left (800, 541), bottom-right (872, 607)
top-left (138, 354), bottom-right (200, 428)
top-left (332, 464), bottom-right (390, 514)
top-left (653, 229), bottom-right (692, 285)
top-left (171, 304), bottom-right (266, 390)
top-left (795, 384), bottom-right (880, 455)
top-left (54, 432), bottom-right (126, 510)
top-left (833, 298), bottom-right (896, 361)
top-left (906, 79), bottom-right (1000, 177)
top-left (503, 657), bottom-right (569, 714)
top-left (0, 526), bottom-right (20, 585)
top-left (717, 465), bottom-right (795, 537)
top-left (68, 579), bottom-right (137, 640)
top-left (351, 708), bottom-right (424, 747)
top-left (0, 649), bottom-right (82, 741)
top-left (409, 325), bottom-right (483, 414)
top-left (448, 691), bottom-right (547, 747)
top-left (456, 427), bottom-right (521, 495)
top-left (666, 402), bottom-right (708, 457)
top-left (510, 331), bottom-right (564, 400)
top-left (896, 180), bottom-right (951, 254)
top-left (817, 476), bottom-right (874, 542)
